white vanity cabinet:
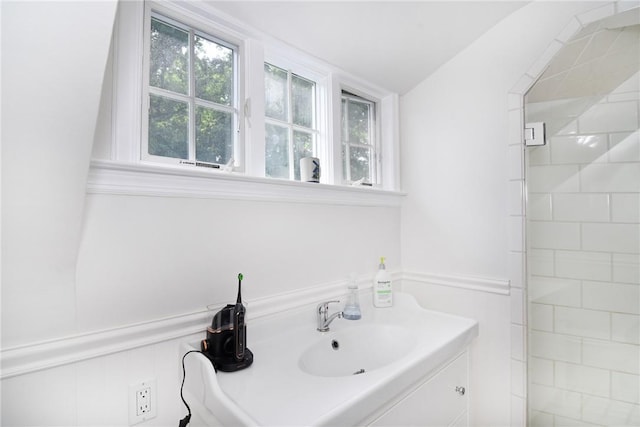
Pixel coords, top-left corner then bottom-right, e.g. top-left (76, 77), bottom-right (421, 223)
top-left (367, 351), bottom-right (469, 427)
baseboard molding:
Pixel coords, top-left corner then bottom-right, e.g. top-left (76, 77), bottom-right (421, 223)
top-left (0, 270), bottom-right (505, 379)
top-left (401, 271), bottom-right (510, 295)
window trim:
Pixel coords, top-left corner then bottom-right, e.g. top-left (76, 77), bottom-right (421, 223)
top-left (106, 0), bottom-right (401, 198)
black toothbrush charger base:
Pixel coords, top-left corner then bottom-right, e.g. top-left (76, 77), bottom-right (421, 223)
top-left (201, 348), bottom-right (254, 372)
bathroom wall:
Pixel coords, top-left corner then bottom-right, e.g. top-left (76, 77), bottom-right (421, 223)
top-left (526, 71), bottom-right (639, 426)
top-left (1, 1), bottom-right (401, 425)
top-left (399, 1), bottom-right (610, 426)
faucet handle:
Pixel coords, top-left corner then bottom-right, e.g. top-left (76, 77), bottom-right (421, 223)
top-left (317, 300), bottom-right (340, 312)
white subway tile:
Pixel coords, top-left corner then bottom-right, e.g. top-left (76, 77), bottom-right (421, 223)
top-left (555, 361), bottom-right (610, 397)
top-left (555, 17), bottom-right (582, 43)
top-left (529, 222), bottom-right (581, 250)
top-left (553, 193), bottom-right (610, 222)
top-left (612, 194), bottom-right (640, 223)
top-left (582, 395), bottom-right (640, 426)
top-left (558, 119), bottom-right (578, 136)
top-left (528, 276), bottom-right (581, 307)
top-left (511, 359), bottom-right (525, 397)
top-left (528, 165), bottom-right (580, 193)
top-left (512, 324), bottom-right (525, 361)
top-left (529, 357), bottom-right (554, 386)
top-left (613, 254), bottom-right (640, 284)
top-left (528, 249), bottom-right (554, 276)
top-left (511, 288), bottom-right (524, 325)
top-left (581, 163), bottom-right (640, 193)
top-left (510, 216), bottom-right (524, 252)
top-left (610, 131), bottom-right (639, 163)
top-left (582, 223), bottom-right (640, 254)
top-left (612, 313), bottom-right (640, 345)
top-left (529, 410), bottom-right (553, 427)
top-left (583, 339), bottom-right (640, 374)
top-left (529, 330), bottom-right (582, 363)
top-left (509, 144), bottom-right (524, 180)
top-left (527, 194), bottom-right (552, 220)
top-left (511, 74), bottom-right (535, 95)
top-left (509, 251), bottom-right (525, 289)
top-left (510, 395), bottom-right (526, 427)
top-left (530, 303), bottom-right (553, 332)
top-left (528, 143), bottom-right (551, 166)
top-left (529, 40), bottom-right (565, 79)
top-left (551, 134), bottom-right (608, 164)
top-left (583, 280), bottom-right (640, 314)
top-left (618, 0), bottom-right (640, 13)
top-left (508, 93), bottom-right (523, 111)
top-left (612, 372), bottom-right (640, 404)
top-left (578, 101), bottom-right (638, 133)
top-left (529, 383), bottom-right (582, 419)
top-left (577, 3), bottom-right (616, 25)
top-left (555, 307), bottom-right (610, 339)
top-left (509, 180), bottom-right (524, 216)
top-left (509, 108), bottom-right (524, 146)
top-left (554, 415), bottom-right (602, 427)
top-left (555, 250), bottom-right (611, 282)
top-left (611, 72), bottom-right (639, 93)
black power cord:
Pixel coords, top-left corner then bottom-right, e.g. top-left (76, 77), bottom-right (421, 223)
top-left (179, 350), bottom-right (205, 427)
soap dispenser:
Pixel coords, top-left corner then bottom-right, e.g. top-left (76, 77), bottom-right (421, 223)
top-left (373, 257), bottom-right (393, 307)
top-left (343, 274), bottom-right (362, 320)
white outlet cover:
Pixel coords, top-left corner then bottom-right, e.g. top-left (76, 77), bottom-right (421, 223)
top-left (129, 378), bottom-right (157, 425)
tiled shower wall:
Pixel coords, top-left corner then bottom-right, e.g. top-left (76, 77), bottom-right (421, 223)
top-left (526, 72), bottom-right (639, 426)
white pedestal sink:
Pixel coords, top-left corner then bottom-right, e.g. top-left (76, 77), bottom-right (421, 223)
top-left (181, 291), bottom-right (478, 426)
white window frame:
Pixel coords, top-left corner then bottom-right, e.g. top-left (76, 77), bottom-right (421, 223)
top-left (142, 11), bottom-right (241, 169)
top-left (101, 0), bottom-right (402, 205)
top-left (260, 48), bottom-right (330, 183)
top-left (341, 90), bottom-right (379, 185)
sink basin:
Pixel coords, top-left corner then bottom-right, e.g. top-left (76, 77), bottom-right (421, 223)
top-left (298, 324), bottom-right (415, 377)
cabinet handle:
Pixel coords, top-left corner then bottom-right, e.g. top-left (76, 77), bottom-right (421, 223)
top-left (455, 386), bottom-right (466, 396)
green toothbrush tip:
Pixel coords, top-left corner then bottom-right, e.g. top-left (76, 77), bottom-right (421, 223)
top-left (238, 273), bottom-right (243, 281)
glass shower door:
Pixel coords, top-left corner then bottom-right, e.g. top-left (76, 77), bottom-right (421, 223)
top-left (525, 10), bottom-right (639, 427)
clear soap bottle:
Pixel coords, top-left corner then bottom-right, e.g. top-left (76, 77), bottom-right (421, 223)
top-left (343, 275), bottom-right (362, 320)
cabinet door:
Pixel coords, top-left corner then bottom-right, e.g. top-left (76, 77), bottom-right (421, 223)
top-left (369, 352), bottom-right (468, 427)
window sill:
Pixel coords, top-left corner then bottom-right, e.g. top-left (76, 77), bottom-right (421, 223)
top-left (87, 160), bottom-right (406, 207)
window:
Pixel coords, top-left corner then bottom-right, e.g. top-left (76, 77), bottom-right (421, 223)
top-left (144, 12), bottom-right (239, 168)
top-left (264, 63), bottom-right (317, 180)
top-left (341, 91), bottom-right (377, 184)
top-left (107, 2), bottom-right (400, 195)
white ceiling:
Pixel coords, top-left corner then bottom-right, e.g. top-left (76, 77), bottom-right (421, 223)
top-left (207, 1), bottom-right (527, 94)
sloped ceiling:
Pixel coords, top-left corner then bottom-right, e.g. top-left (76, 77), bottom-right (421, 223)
top-left (207, 1), bottom-right (527, 94)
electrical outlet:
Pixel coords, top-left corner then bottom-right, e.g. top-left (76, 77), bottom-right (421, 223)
top-left (129, 379), bottom-right (157, 425)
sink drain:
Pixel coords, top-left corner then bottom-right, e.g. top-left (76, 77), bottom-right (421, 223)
top-left (331, 340), bottom-right (339, 350)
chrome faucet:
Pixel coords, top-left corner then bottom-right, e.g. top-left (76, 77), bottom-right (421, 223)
top-left (316, 300), bottom-right (343, 332)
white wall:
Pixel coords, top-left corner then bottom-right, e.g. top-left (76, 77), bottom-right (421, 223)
top-left (1, 2), bottom-right (401, 425)
top-left (75, 195), bottom-right (400, 333)
top-left (399, 2), bottom-right (609, 426)
top-left (1, 0), bottom-right (118, 346)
